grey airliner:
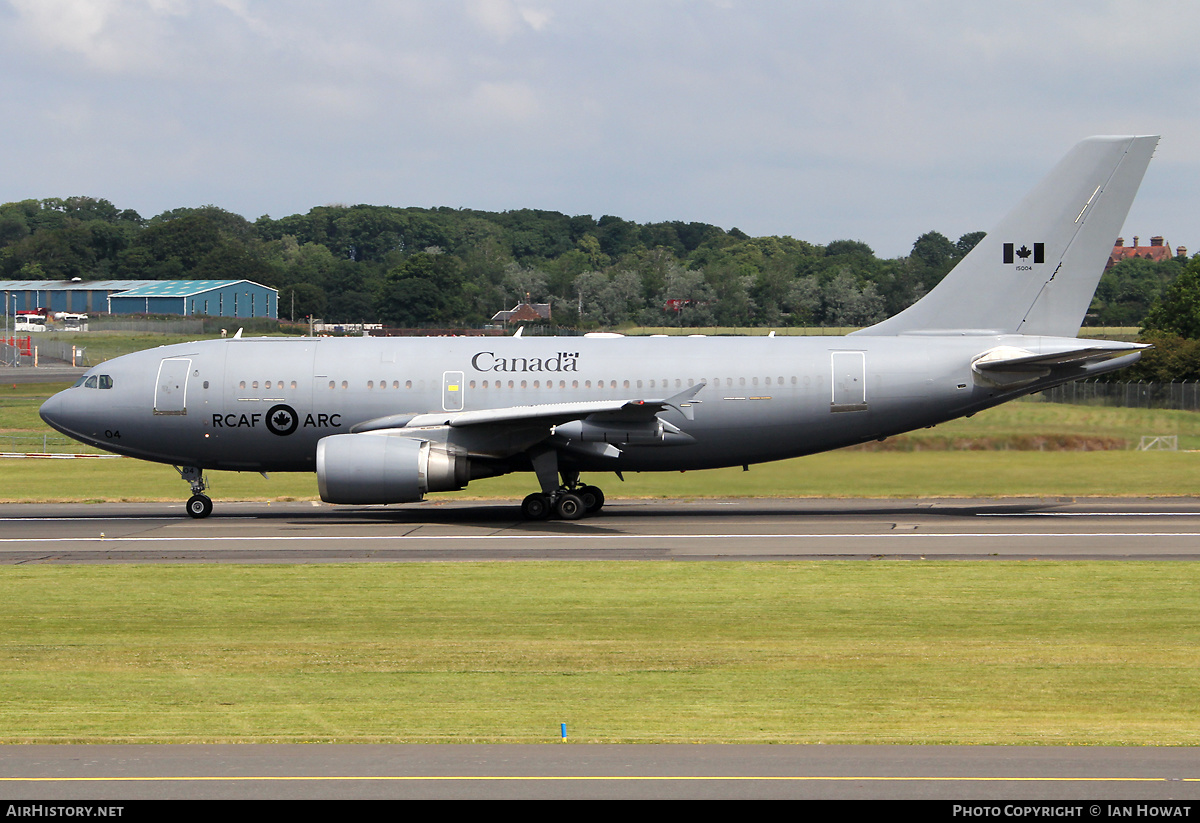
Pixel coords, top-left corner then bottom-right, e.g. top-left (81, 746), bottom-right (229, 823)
top-left (41, 135), bottom-right (1159, 519)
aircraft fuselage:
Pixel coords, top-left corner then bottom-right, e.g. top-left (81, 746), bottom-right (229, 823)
top-left (41, 332), bottom-right (1122, 474)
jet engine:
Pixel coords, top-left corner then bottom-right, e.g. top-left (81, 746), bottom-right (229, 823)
top-left (316, 433), bottom-right (470, 504)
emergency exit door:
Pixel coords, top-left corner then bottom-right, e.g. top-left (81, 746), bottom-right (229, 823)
top-left (154, 358), bottom-right (191, 415)
top-left (442, 370), bottom-right (464, 411)
top-left (830, 351), bottom-right (867, 412)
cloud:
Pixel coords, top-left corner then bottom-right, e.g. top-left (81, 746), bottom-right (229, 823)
top-left (2, 2), bottom-right (1198, 255)
top-left (466, 0), bottom-right (552, 41)
top-left (6, 0), bottom-right (189, 72)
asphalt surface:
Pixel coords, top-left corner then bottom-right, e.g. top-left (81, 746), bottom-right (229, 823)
top-left (2, 496), bottom-right (1200, 563)
top-left (0, 364), bottom-right (85, 385)
top-left (3, 496), bottom-right (1199, 801)
top-left (2, 743), bottom-right (1199, 801)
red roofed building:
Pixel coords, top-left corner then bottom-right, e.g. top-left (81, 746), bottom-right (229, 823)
top-left (1107, 236), bottom-right (1186, 269)
top-left (491, 301), bottom-right (552, 325)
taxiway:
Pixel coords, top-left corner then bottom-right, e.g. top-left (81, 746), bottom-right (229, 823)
top-left (0, 497), bottom-right (1198, 563)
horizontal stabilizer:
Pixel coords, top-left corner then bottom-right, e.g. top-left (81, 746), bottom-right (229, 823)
top-left (971, 341), bottom-right (1148, 388)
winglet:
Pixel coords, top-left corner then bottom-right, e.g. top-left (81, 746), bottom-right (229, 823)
top-left (664, 383), bottom-right (705, 421)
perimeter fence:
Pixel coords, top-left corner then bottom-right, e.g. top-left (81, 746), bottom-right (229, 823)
top-left (1029, 380), bottom-right (1200, 411)
top-left (0, 433), bottom-right (106, 454)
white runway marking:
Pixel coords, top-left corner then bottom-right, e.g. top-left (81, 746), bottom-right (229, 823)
top-left (979, 512), bottom-right (1200, 517)
top-left (1, 532), bottom-right (1199, 544)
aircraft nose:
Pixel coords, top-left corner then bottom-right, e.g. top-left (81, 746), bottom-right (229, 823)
top-left (39, 392), bottom-right (64, 430)
top-left (39, 388), bottom-right (88, 441)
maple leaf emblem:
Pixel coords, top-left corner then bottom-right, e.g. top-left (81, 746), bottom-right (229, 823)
top-left (1015, 245), bottom-right (1033, 260)
top-left (273, 410), bottom-right (292, 428)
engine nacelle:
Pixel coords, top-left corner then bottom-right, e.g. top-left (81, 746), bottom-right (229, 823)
top-left (316, 433), bottom-right (470, 504)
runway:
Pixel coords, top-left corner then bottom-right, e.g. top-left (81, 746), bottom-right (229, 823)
top-left (2, 743), bottom-right (1199, 800)
top-left (1, 496), bottom-right (1199, 563)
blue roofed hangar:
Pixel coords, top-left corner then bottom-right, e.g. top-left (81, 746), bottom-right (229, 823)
top-left (0, 280), bottom-right (278, 318)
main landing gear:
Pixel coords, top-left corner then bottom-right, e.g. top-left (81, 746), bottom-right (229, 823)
top-left (521, 483), bottom-right (605, 521)
top-left (176, 466), bottom-right (213, 519)
top-left (520, 451), bottom-right (606, 520)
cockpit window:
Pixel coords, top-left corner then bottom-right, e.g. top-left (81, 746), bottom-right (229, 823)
top-left (75, 374), bottom-right (113, 389)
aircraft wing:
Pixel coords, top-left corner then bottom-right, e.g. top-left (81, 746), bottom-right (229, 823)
top-left (351, 383), bottom-right (703, 433)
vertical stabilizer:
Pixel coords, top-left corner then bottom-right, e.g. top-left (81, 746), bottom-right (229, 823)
top-left (855, 135), bottom-right (1159, 337)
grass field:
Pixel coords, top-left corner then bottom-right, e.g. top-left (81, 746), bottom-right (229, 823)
top-left (4, 380), bottom-right (1200, 501)
top-left (2, 450), bottom-right (1198, 504)
top-left (4, 345), bottom-right (1199, 745)
top-left (3, 562), bottom-right (1197, 744)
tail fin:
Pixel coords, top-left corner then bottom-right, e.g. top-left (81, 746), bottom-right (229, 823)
top-left (855, 135), bottom-right (1159, 337)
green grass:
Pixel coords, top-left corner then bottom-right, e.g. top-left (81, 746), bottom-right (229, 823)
top-left (0, 451), bottom-right (1197, 503)
top-left (1, 562), bottom-right (1196, 744)
top-left (40, 330), bottom-right (282, 365)
top-left (4, 381), bottom-right (1200, 500)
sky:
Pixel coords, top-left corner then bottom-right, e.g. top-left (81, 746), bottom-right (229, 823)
top-left (1, 0), bottom-right (1196, 258)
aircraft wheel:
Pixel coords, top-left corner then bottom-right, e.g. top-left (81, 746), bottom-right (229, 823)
top-left (555, 492), bottom-right (586, 521)
top-left (579, 485), bottom-right (605, 513)
top-left (521, 493), bottom-right (552, 521)
top-left (186, 494), bottom-right (213, 519)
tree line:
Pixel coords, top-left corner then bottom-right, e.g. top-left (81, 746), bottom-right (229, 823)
top-left (0, 196), bottom-right (1187, 340)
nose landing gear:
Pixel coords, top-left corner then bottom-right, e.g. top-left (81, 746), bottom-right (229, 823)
top-left (175, 466), bottom-right (213, 519)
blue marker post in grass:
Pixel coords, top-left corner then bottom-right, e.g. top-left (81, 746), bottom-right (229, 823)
top-left (560, 723), bottom-right (567, 741)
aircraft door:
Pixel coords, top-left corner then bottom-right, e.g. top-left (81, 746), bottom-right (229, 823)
top-left (154, 358), bottom-right (191, 415)
top-left (442, 370), bottom-right (465, 411)
top-left (830, 351), bottom-right (867, 412)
